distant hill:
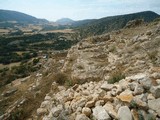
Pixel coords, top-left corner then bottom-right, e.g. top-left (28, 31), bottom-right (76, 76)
top-left (71, 19), bottom-right (96, 27)
top-left (76, 11), bottom-right (160, 38)
top-left (0, 9), bottom-right (48, 24)
top-left (56, 18), bottom-right (75, 25)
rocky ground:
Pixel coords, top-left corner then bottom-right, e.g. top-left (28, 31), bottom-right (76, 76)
top-left (37, 20), bottom-right (160, 120)
top-left (38, 73), bottom-right (160, 120)
top-left (1, 19), bottom-right (160, 120)
top-left (0, 51), bottom-right (67, 120)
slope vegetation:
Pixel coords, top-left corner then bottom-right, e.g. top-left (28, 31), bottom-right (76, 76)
top-left (76, 11), bottom-right (160, 37)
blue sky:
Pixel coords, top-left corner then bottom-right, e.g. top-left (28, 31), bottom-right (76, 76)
top-left (0, 0), bottom-right (160, 21)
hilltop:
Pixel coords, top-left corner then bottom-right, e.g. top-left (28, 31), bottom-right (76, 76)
top-left (56, 18), bottom-right (75, 25)
top-left (0, 9), bottom-right (48, 25)
top-left (76, 11), bottom-right (160, 37)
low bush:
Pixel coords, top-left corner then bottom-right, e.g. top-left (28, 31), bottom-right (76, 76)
top-left (108, 71), bottom-right (125, 84)
top-left (54, 72), bottom-right (68, 85)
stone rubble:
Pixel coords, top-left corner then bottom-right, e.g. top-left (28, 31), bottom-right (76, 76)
top-left (37, 73), bottom-right (160, 120)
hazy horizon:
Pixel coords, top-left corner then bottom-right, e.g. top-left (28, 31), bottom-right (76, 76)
top-left (0, 0), bottom-right (160, 21)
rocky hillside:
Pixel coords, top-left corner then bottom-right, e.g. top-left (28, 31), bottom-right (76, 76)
top-left (37, 19), bottom-right (160, 120)
top-left (76, 11), bottom-right (160, 38)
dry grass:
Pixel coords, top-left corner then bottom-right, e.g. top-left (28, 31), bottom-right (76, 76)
top-left (0, 62), bottom-right (21, 69)
top-left (108, 70), bottom-right (125, 84)
top-left (0, 29), bottom-right (10, 33)
top-left (40, 29), bottom-right (74, 34)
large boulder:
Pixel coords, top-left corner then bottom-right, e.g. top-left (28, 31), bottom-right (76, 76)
top-left (93, 106), bottom-right (111, 120)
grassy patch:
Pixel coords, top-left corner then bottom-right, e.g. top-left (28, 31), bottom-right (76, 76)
top-left (109, 45), bottom-right (116, 53)
top-left (108, 71), bottom-right (125, 84)
top-left (147, 50), bottom-right (158, 64)
top-left (54, 72), bottom-right (68, 85)
top-left (130, 100), bottom-right (138, 109)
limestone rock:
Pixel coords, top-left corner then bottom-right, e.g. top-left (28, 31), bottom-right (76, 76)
top-left (117, 90), bottom-right (133, 103)
top-left (128, 73), bottom-right (152, 90)
top-left (156, 79), bottom-right (160, 85)
top-left (51, 105), bottom-right (63, 117)
top-left (37, 108), bottom-right (48, 116)
top-left (133, 84), bottom-right (144, 95)
top-left (131, 109), bottom-right (139, 120)
top-left (148, 98), bottom-right (160, 116)
top-left (139, 77), bottom-right (152, 90)
top-left (147, 94), bottom-right (155, 100)
top-left (85, 100), bottom-right (95, 108)
top-left (128, 82), bottom-right (136, 91)
top-left (75, 114), bottom-right (90, 120)
top-left (93, 106), bottom-right (111, 120)
top-left (146, 31), bottom-right (152, 36)
top-left (76, 98), bottom-right (87, 108)
top-left (103, 103), bottom-right (118, 119)
top-left (101, 82), bottom-right (113, 91)
top-left (95, 100), bottom-right (105, 106)
top-left (128, 73), bottom-right (148, 82)
top-left (151, 72), bottom-right (160, 79)
top-left (150, 85), bottom-right (160, 98)
top-left (102, 95), bottom-right (114, 102)
top-left (138, 35), bottom-right (149, 42)
top-left (111, 88), bottom-right (117, 96)
top-left (44, 95), bottom-right (52, 101)
top-left (82, 107), bottom-right (91, 117)
top-left (133, 97), bottom-right (148, 110)
top-left (40, 101), bottom-right (50, 108)
top-left (118, 106), bottom-right (132, 120)
top-left (76, 107), bottom-right (82, 113)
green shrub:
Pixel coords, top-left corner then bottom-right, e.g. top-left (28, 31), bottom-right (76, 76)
top-left (10, 108), bottom-right (24, 120)
top-left (138, 110), bottom-right (145, 120)
top-left (147, 50), bottom-right (158, 64)
top-left (54, 72), bottom-right (68, 85)
top-left (109, 45), bottom-right (116, 52)
top-left (130, 100), bottom-right (138, 109)
top-left (108, 71), bottom-right (125, 84)
top-left (147, 114), bottom-right (156, 120)
top-left (32, 58), bottom-right (40, 65)
top-left (77, 65), bottom-right (84, 69)
top-left (65, 79), bottom-right (74, 87)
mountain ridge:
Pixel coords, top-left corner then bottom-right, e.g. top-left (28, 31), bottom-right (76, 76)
top-left (0, 9), bottom-right (48, 23)
top-left (76, 11), bottom-right (160, 37)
